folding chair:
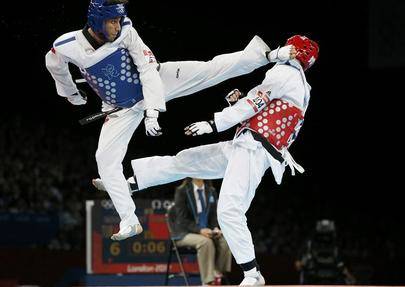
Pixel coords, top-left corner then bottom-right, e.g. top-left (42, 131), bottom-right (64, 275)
top-left (164, 203), bottom-right (197, 286)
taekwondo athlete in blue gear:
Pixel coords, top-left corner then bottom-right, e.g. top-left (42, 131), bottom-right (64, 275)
top-left (84, 1), bottom-right (144, 109)
top-left (46, 0), bottom-right (295, 241)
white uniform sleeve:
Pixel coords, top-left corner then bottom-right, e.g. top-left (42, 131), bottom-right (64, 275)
top-left (125, 28), bottom-right (166, 112)
top-left (214, 67), bottom-right (289, 132)
top-left (213, 85), bottom-right (272, 132)
top-left (45, 49), bottom-right (78, 97)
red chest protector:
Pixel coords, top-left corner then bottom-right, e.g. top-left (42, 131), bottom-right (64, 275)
top-left (236, 99), bottom-right (304, 150)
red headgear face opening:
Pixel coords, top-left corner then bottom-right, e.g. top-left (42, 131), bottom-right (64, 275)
top-left (286, 35), bottom-right (319, 70)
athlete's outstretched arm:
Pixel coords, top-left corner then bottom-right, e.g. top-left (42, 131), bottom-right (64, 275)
top-left (185, 82), bottom-right (280, 136)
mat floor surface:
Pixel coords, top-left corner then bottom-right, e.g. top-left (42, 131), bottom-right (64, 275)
top-left (71, 286), bottom-right (405, 287)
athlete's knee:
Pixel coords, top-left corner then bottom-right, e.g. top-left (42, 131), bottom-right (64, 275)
top-left (217, 208), bottom-right (232, 226)
top-left (217, 196), bottom-right (244, 225)
top-left (95, 148), bottom-right (119, 175)
top-left (217, 203), bottom-right (239, 225)
top-left (174, 149), bottom-right (194, 167)
top-left (95, 149), bottom-right (108, 167)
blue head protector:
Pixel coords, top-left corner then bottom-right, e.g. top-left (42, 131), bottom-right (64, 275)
top-left (87, 0), bottom-right (127, 40)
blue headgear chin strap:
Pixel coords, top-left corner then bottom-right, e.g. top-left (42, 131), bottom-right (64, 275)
top-left (87, 0), bottom-right (127, 40)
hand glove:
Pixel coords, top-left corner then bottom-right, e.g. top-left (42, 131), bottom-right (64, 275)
top-left (144, 109), bottom-right (162, 136)
top-left (267, 45), bottom-right (297, 62)
top-left (184, 120), bottom-right (216, 136)
top-left (225, 89), bottom-right (244, 106)
top-left (66, 90), bottom-right (87, 105)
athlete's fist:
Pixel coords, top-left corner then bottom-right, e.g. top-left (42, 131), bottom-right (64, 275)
top-left (225, 89), bottom-right (244, 106)
top-left (66, 90), bottom-right (87, 105)
top-left (144, 109), bottom-right (162, 136)
top-left (184, 120), bottom-right (216, 136)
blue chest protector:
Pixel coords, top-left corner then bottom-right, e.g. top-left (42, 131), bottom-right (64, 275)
top-left (81, 48), bottom-right (143, 108)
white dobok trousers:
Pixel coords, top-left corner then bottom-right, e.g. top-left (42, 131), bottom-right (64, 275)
top-left (132, 131), bottom-right (286, 264)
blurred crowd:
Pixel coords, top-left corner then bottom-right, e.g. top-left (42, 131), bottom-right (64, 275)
top-left (0, 115), bottom-right (98, 250)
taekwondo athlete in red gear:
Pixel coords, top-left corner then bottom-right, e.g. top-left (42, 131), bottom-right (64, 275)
top-left (117, 35), bottom-right (319, 285)
top-left (46, 0), bottom-right (296, 241)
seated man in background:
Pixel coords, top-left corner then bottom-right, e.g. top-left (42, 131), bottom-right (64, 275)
top-left (171, 178), bottom-right (231, 285)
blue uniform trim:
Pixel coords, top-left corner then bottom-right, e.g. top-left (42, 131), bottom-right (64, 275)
top-left (54, 36), bottom-right (76, 47)
top-left (122, 21), bottom-right (130, 26)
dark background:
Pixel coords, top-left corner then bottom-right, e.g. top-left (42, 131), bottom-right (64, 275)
top-left (0, 0), bottom-right (404, 286)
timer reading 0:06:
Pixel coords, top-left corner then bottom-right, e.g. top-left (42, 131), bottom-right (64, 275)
top-left (132, 241), bottom-right (166, 254)
top-left (110, 242), bottom-right (121, 256)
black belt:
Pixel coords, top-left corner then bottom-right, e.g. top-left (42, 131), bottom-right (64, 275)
top-left (251, 132), bottom-right (284, 164)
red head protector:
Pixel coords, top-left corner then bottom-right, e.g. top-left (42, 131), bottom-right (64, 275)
top-left (286, 35), bottom-right (319, 71)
